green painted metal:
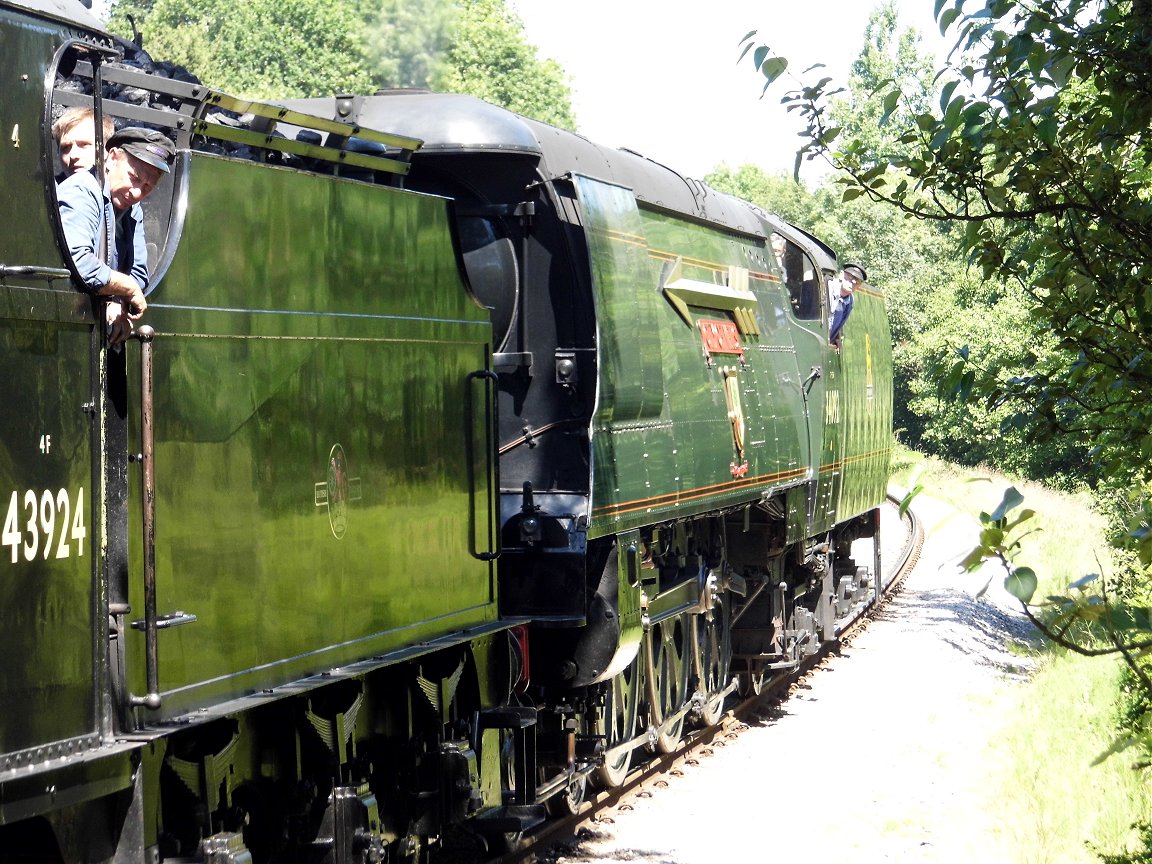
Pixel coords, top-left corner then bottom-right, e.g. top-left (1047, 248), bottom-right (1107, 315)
top-left (795, 283), bottom-right (893, 537)
top-left (575, 174), bottom-right (891, 554)
top-left (833, 284), bottom-right (894, 520)
top-left (121, 155), bottom-right (497, 720)
top-left (783, 311), bottom-right (830, 542)
top-left (0, 3), bottom-right (102, 768)
top-left (571, 177), bottom-right (665, 425)
top-left (0, 6), bottom-right (70, 265)
top-left (576, 175), bottom-right (812, 539)
top-left (604, 528), bottom-right (645, 681)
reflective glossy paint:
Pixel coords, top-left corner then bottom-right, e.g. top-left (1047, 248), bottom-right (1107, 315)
top-left (124, 155), bottom-right (496, 718)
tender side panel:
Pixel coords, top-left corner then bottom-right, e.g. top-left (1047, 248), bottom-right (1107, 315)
top-left (0, 3), bottom-right (102, 767)
top-left (0, 303), bottom-right (97, 757)
top-left (0, 4), bottom-right (66, 263)
top-left (124, 155), bottom-right (497, 719)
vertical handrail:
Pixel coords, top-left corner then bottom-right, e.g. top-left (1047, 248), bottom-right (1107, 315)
top-left (467, 369), bottom-right (500, 561)
top-left (91, 53), bottom-right (107, 185)
top-left (129, 325), bottom-right (161, 710)
top-left (872, 505), bottom-right (883, 603)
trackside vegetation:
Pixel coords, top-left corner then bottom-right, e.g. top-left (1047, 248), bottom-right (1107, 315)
top-left (731, 1), bottom-right (1152, 857)
top-left (892, 449), bottom-right (1152, 863)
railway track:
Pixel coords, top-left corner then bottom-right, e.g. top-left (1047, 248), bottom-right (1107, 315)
top-left (463, 495), bottom-right (924, 864)
top-left (837, 489), bottom-right (924, 644)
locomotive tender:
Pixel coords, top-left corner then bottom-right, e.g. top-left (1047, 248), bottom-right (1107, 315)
top-left (0, 0), bottom-right (893, 860)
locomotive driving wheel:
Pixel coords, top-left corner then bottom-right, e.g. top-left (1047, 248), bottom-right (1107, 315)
top-left (650, 615), bottom-right (690, 754)
top-left (596, 657), bottom-right (641, 787)
top-left (693, 596), bottom-right (732, 726)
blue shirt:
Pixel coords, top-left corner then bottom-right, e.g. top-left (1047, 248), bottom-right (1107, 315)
top-left (57, 168), bottom-right (149, 295)
top-left (829, 290), bottom-right (854, 344)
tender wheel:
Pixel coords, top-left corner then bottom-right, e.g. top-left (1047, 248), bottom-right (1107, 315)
top-left (546, 772), bottom-right (588, 817)
top-left (738, 659), bottom-right (766, 697)
top-left (651, 616), bottom-right (689, 754)
top-left (596, 659), bottom-right (640, 787)
top-left (497, 729), bottom-right (531, 853)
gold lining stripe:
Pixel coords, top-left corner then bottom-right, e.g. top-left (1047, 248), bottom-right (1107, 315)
top-left (593, 444), bottom-right (893, 517)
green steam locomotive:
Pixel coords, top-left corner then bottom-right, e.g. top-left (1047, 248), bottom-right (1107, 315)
top-left (0, 1), bottom-right (892, 860)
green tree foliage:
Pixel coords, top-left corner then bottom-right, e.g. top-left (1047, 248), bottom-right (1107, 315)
top-left (820, 4), bottom-right (1088, 481)
top-left (364, 0), bottom-right (457, 91)
top-left (742, 0), bottom-right (1152, 489)
top-left (740, 0), bottom-right (1152, 816)
top-left (829, 1), bottom-right (937, 160)
top-left (107, 0), bottom-right (575, 126)
top-left (433, 0), bottom-right (575, 129)
top-left (109, 0), bottom-right (374, 99)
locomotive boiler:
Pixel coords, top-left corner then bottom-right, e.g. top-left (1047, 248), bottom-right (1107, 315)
top-left (0, 1), bottom-right (893, 860)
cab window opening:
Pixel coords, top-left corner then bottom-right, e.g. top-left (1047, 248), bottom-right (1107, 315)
top-left (773, 232), bottom-right (822, 322)
top-left (47, 40), bottom-right (185, 301)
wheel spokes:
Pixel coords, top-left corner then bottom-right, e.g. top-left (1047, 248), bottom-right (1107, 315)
top-left (651, 616), bottom-right (689, 753)
top-left (596, 658), bottom-right (639, 787)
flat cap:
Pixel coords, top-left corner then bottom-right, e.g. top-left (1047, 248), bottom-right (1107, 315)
top-left (843, 264), bottom-right (868, 283)
top-left (107, 127), bottom-right (176, 174)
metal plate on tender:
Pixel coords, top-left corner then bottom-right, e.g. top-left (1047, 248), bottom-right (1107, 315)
top-left (698, 318), bottom-right (743, 362)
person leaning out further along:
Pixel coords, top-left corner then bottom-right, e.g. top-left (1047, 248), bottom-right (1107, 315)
top-left (829, 263), bottom-right (867, 350)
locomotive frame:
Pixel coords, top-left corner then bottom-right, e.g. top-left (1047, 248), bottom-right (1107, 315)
top-left (0, 2), bottom-right (893, 861)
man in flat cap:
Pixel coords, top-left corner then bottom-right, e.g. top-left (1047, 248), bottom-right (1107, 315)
top-left (829, 263), bottom-right (867, 349)
top-left (58, 126), bottom-right (176, 344)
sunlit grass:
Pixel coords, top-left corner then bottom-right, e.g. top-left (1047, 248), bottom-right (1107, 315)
top-left (995, 655), bottom-right (1151, 864)
top-left (890, 445), bottom-right (1152, 863)
top-left (891, 445), bottom-right (1106, 598)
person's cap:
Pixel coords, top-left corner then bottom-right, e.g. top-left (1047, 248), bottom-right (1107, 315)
top-left (843, 264), bottom-right (868, 283)
top-left (107, 127), bottom-right (176, 174)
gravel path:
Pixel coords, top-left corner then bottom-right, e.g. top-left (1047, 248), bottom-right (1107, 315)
top-left (547, 495), bottom-right (1038, 863)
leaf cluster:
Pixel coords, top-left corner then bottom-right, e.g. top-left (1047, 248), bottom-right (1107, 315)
top-left (741, 0), bottom-right (1152, 486)
top-left (432, 0), bottom-right (576, 129)
top-left (1096, 820), bottom-right (1152, 864)
top-left (107, 0), bottom-right (576, 126)
top-left (110, 0), bottom-right (375, 99)
top-left (953, 485), bottom-right (1152, 770)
